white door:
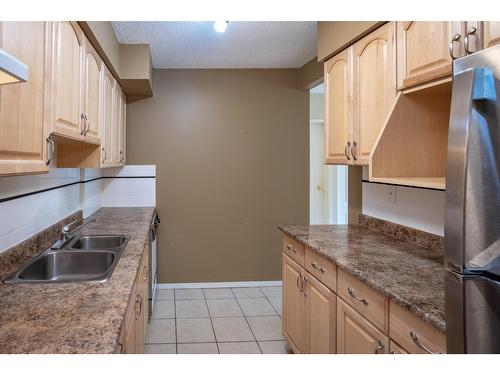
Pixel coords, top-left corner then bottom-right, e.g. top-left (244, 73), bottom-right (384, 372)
top-left (310, 119), bottom-right (326, 224)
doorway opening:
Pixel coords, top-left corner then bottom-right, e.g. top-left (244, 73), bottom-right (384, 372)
top-left (309, 83), bottom-right (348, 224)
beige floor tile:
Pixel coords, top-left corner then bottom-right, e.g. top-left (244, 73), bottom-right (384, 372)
top-left (247, 316), bottom-right (285, 341)
top-left (268, 296), bottom-right (282, 316)
top-left (219, 341), bottom-right (261, 354)
top-left (212, 317), bottom-right (254, 342)
top-left (156, 289), bottom-right (174, 300)
top-left (260, 286), bottom-right (282, 298)
top-left (176, 318), bottom-right (215, 343)
top-left (259, 340), bottom-right (292, 354)
top-left (203, 288), bottom-right (234, 299)
top-left (177, 343), bottom-right (219, 354)
top-left (238, 298), bottom-right (276, 316)
top-left (206, 299), bottom-right (243, 317)
top-left (175, 288), bottom-right (205, 300)
top-left (145, 319), bottom-right (176, 344)
top-left (152, 300), bottom-right (175, 319)
top-left (232, 287), bottom-right (264, 298)
top-left (144, 344), bottom-right (177, 354)
top-left (176, 299), bottom-right (209, 318)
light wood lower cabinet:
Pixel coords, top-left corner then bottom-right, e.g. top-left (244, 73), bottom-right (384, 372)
top-left (337, 298), bottom-right (389, 354)
top-left (0, 21), bottom-right (49, 176)
top-left (483, 21), bottom-right (500, 49)
top-left (117, 241), bottom-right (149, 354)
top-left (281, 234), bottom-right (446, 354)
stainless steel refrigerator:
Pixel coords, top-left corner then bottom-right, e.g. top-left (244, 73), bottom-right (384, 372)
top-left (445, 44), bottom-right (500, 353)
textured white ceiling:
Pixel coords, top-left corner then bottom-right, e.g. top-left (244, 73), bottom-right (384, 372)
top-left (112, 21), bottom-right (317, 69)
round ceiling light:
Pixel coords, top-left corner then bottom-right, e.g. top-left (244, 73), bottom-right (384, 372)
top-left (214, 21), bottom-right (228, 33)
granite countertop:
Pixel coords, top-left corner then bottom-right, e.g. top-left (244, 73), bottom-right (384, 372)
top-left (278, 224), bottom-right (446, 333)
top-left (0, 207), bottom-right (155, 354)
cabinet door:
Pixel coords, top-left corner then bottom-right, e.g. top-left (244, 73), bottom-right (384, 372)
top-left (483, 21), bottom-right (500, 49)
top-left (397, 21), bottom-right (465, 89)
top-left (118, 91), bottom-right (127, 165)
top-left (352, 22), bottom-right (396, 165)
top-left (324, 47), bottom-right (353, 165)
top-left (81, 36), bottom-right (102, 144)
top-left (282, 253), bottom-right (306, 353)
top-left (304, 273), bottom-right (336, 354)
top-left (337, 298), bottom-right (389, 354)
top-left (123, 289), bottom-right (137, 354)
top-left (111, 84), bottom-right (123, 165)
top-left (49, 21), bottom-right (84, 139)
top-left (101, 66), bottom-right (115, 167)
top-left (0, 22), bottom-right (49, 176)
top-left (389, 340), bottom-right (408, 354)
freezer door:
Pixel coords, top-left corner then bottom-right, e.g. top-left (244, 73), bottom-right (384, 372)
top-left (445, 271), bottom-right (500, 353)
top-left (445, 46), bottom-right (500, 273)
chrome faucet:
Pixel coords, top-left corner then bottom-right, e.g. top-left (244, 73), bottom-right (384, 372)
top-left (52, 219), bottom-right (97, 250)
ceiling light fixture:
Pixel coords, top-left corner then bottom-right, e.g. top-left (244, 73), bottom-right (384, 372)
top-left (214, 21), bottom-right (228, 33)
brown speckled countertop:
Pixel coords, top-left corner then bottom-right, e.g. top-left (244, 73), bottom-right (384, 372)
top-left (278, 224), bottom-right (446, 333)
top-left (0, 207), bottom-right (155, 354)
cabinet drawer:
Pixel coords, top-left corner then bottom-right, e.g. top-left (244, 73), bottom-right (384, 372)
top-left (305, 247), bottom-right (336, 291)
top-left (389, 301), bottom-right (446, 354)
top-left (282, 236), bottom-right (305, 266)
top-left (337, 269), bottom-right (389, 334)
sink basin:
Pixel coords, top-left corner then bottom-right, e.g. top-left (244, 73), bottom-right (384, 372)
top-left (11, 251), bottom-right (116, 283)
top-left (4, 234), bottom-right (129, 284)
top-left (69, 235), bottom-right (127, 250)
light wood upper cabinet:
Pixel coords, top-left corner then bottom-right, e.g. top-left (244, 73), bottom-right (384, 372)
top-left (120, 91), bottom-right (127, 165)
top-left (337, 298), bottom-right (389, 354)
top-left (101, 66), bottom-right (115, 167)
top-left (304, 273), bottom-right (336, 354)
top-left (397, 21), bottom-right (465, 89)
top-left (112, 85), bottom-right (127, 166)
top-left (282, 254), bottom-right (307, 353)
top-left (0, 22), bottom-right (49, 176)
top-left (81, 37), bottom-right (102, 144)
top-left (324, 47), bottom-right (353, 165)
top-left (483, 21), bottom-right (500, 49)
top-left (352, 22), bottom-right (396, 165)
top-left (48, 21), bottom-right (84, 140)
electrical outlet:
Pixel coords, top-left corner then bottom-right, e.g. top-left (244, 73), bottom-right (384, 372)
top-left (386, 185), bottom-right (397, 203)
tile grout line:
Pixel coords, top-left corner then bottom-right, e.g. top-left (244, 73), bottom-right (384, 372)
top-left (259, 287), bottom-right (282, 317)
top-left (231, 288), bottom-right (263, 354)
top-left (202, 288), bottom-right (220, 354)
top-left (174, 290), bottom-right (178, 354)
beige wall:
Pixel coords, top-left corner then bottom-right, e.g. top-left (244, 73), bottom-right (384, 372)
top-left (126, 69), bottom-right (309, 283)
top-left (84, 21), bottom-right (121, 75)
top-left (317, 21), bottom-right (382, 61)
top-left (299, 57), bottom-right (323, 90)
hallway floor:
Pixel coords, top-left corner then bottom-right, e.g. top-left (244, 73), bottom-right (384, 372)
top-left (145, 286), bottom-right (292, 354)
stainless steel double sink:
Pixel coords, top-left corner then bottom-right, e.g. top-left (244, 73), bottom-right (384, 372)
top-left (4, 235), bottom-right (129, 284)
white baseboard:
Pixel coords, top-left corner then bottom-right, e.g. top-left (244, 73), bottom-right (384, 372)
top-left (157, 280), bottom-right (282, 289)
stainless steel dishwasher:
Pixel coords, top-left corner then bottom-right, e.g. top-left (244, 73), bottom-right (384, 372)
top-left (149, 212), bottom-right (160, 317)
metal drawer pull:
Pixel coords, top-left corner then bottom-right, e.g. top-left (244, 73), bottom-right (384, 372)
top-left (449, 33), bottom-right (461, 60)
top-left (347, 287), bottom-right (368, 305)
top-left (464, 26), bottom-right (477, 55)
top-left (296, 274), bottom-right (302, 292)
top-left (374, 340), bottom-right (385, 354)
top-left (286, 244), bottom-right (297, 253)
top-left (311, 261), bottom-right (325, 273)
top-left (344, 142), bottom-right (351, 160)
top-left (410, 331), bottom-right (440, 354)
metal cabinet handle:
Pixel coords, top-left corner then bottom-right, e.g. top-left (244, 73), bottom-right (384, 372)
top-left (464, 27), bottom-right (477, 55)
top-left (102, 147), bottom-right (106, 161)
top-left (286, 244), bottom-right (297, 253)
top-left (311, 261), bottom-right (325, 273)
top-left (344, 141), bottom-right (351, 160)
top-left (302, 275), bottom-right (308, 297)
top-left (46, 137), bottom-right (55, 166)
top-left (449, 33), bottom-right (462, 60)
top-left (117, 342), bottom-right (124, 354)
top-left (119, 150), bottom-right (124, 163)
top-left (374, 339), bottom-right (385, 354)
top-left (347, 287), bottom-right (369, 305)
top-left (351, 141), bottom-right (358, 161)
top-left (80, 113), bottom-right (86, 135)
top-left (84, 117), bottom-right (90, 135)
top-left (410, 331), bottom-right (439, 354)
top-left (296, 273), bottom-right (303, 292)
top-left (135, 294), bottom-right (142, 319)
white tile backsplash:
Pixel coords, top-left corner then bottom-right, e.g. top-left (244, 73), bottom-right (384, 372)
top-left (0, 165), bottom-right (156, 253)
